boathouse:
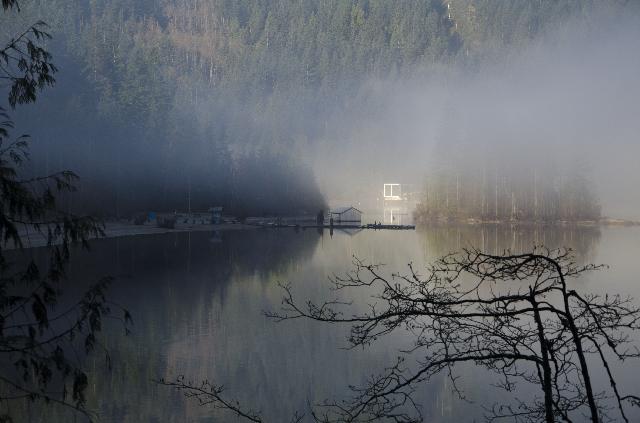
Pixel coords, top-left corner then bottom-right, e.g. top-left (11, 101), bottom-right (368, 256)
top-left (330, 206), bottom-right (362, 223)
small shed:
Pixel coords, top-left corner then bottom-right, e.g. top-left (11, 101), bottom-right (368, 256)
top-left (330, 206), bottom-right (362, 223)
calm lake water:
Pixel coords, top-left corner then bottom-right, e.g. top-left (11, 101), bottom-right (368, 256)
top-left (15, 224), bottom-right (640, 422)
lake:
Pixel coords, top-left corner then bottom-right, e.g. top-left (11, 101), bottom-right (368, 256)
top-left (14, 224), bottom-right (640, 422)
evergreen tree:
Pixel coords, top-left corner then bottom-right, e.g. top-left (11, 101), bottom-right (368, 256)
top-left (0, 3), bottom-right (130, 419)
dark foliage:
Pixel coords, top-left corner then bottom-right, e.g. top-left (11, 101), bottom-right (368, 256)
top-left (0, 6), bottom-right (131, 421)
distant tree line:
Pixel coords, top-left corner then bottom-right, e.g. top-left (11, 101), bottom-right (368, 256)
top-left (414, 161), bottom-right (601, 223)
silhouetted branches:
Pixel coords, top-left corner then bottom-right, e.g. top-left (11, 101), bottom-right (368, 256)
top-left (0, 19), bottom-right (56, 109)
top-left (156, 375), bottom-right (306, 423)
top-left (163, 247), bottom-right (640, 423)
top-left (156, 376), bottom-right (264, 422)
top-left (266, 247), bottom-right (640, 423)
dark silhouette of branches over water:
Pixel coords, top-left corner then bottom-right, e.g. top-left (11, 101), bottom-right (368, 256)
top-left (263, 248), bottom-right (640, 423)
top-left (155, 376), bottom-right (264, 423)
top-left (156, 376), bottom-right (305, 423)
top-left (161, 247), bottom-right (640, 422)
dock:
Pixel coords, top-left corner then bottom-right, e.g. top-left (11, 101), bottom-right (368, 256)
top-left (249, 222), bottom-right (415, 230)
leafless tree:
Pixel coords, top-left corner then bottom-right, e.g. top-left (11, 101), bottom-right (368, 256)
top-left (161, 248), bottom-right (640, 423)
top-left (156, 376), bottom-right (305, 423)
top-left (155, 376), bottom-right (264, 422)
top-left (265, 248), bottom-right (640, 423)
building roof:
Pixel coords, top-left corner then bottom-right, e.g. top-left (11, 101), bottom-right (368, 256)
top-left (330, 206), bottom-right (362, 215)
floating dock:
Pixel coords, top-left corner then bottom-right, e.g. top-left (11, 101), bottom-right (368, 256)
top-left (250, 222), bottom-right (415, 230)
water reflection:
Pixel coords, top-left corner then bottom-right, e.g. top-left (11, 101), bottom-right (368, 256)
top-left (11, 224), bottom-right (640, 423)
top-left (419, 224), bottom-right (601, 263)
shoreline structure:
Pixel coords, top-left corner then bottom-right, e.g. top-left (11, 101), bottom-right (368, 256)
top-left (10, 216), bottom-right (638, 250)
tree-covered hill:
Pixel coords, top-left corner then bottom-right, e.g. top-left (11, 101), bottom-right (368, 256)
top-left (2, 0), bottom-right (636, 216)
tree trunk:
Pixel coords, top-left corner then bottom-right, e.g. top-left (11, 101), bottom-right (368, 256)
top-left (530, 289), bottom-right (555, 423)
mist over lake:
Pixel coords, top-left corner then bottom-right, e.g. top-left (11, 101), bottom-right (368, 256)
top-left (1, 1), bottom-right (640, 422)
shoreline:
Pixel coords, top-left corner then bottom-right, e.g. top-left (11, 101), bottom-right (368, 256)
top-left (11, 221), bottom-right (261, 250)
top-left (414, 218), bottom-right (640, 227)
top-left (8, 216), bottom-right (639, 251)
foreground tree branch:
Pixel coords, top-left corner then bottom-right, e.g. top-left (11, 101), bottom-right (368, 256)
top-left (156, 376), bottom-right (305, 423)
top-left (162, 248), bottom-right (640, 422)
top-left (0, 4), bottom-right (132, 420)
top-left (264, 247), bottom-right (640, 423)
top-left (155, 376), bottom-right (264, 423)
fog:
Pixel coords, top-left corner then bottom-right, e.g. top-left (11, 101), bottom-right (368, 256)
top-left (313, 13), bottom-right (640, 219)
top-left (4, 3), bottom-right (640, 422)
top-left (3, 3), bottom-right (640, 219)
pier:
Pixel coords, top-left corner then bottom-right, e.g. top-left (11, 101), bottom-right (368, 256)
top-left (249, 222), bottom-right (415, 230)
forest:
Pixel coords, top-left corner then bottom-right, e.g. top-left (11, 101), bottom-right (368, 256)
top-left (413, 153), bottom-right (602, 223)
top-left (2, 0), bottom-right (636, 217)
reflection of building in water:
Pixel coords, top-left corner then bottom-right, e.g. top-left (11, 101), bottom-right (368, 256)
top-left (383, 206), bottom-right (410, 225)
top-left (334, 227), bottom-right (363, 237)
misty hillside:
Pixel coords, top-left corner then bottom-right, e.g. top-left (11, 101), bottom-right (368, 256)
top-left (3, 0), bottom-right (637, 216)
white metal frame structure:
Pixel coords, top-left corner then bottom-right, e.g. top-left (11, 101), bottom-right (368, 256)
top-left (383, 183), bottom-right (402, 201)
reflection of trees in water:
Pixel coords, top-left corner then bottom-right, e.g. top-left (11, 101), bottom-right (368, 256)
top-left (13, 229), bottom-right (320, 422)
top-left (13, 227), bottom-right (606, 422)
top-left (158, 233), bottom-right (424, 422)
top-left (419, 224), bottom-right (601, 263)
